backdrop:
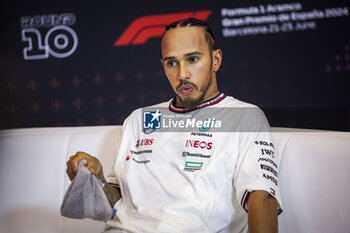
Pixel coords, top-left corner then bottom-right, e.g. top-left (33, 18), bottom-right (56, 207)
top-left (1, 0), bottom-right (349, 131)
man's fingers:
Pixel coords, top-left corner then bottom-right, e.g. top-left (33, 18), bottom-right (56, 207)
top-left (66, 168), bottom-right (74, 181)
top-left (66, 165), bottom-right (75, 181)
top-left (68, 152), bottom-right (89, 167)
top-left (87, 166), bottom-right (95, 174)
top-left (66, 152), bottom-right (86, 180)
top-left (66, 151), bottom-right (99, 180)
top-left (75, 151), bottom-right (90, 158)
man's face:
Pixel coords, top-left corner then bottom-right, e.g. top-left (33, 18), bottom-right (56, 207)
top-left (161, 26), bottom-right (221, 108)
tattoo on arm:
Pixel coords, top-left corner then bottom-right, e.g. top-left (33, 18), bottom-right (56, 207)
top-left (94, 163), bottom-right (121, 207)
top-left (103, 183), bottom-right (121, 207)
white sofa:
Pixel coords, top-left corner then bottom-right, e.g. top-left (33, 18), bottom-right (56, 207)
top-left (0, 126), bottom-right (349, 233)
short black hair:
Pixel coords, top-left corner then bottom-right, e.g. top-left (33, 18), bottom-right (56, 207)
top-left (163, 17), bottom-right (217, 53)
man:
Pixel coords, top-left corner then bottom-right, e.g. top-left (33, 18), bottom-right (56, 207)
top-left (66, 18), bottom-right (282, 233)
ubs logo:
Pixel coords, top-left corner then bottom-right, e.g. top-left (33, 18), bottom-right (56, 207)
top-left (136, 139), bottom-right (154, 148)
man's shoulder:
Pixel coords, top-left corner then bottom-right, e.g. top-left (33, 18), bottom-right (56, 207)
top-left (221, 95), bottom-right (260, 109)
top-left (221, 95), bottom-right (269, 127)
top-left (126, 99), bottom-right (172, 120)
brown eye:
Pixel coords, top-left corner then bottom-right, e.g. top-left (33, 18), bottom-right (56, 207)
top-left (188, 56), bottom-right (198, 63)
top-left (167, 60), bottom-right (177, 67)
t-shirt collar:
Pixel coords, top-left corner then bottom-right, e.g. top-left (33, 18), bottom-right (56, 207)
top-left (169, 93), bottom-right (226, 113)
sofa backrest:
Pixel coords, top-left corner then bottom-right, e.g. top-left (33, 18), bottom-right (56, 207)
top-left (0, 126), bottom-right (349, 233)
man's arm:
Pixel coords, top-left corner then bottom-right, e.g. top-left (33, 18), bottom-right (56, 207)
top-left (66, 151), bottom-right (122, 207)
top-left (247, 190), bottom-right (278, 233)
top-left (101, 179), bottom-right (122, 207)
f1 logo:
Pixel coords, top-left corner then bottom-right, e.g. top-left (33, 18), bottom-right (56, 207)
top-left (143, 110), bottom-right (162, 129)
top-left (114, 10), bottom-right (212, 46)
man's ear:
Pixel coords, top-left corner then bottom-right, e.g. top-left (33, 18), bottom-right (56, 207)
top-left (160, 59), bottom-right (164, 66)
top-left (212, 49), bottom-right (223, 72)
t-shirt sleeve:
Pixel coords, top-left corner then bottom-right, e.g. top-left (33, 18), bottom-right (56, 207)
top-left (234, 108), bottom-right (283, 214)
top-left (106, 126), bottom-right (123, 186)
top-left (106, 110), bottom-right (140, 187)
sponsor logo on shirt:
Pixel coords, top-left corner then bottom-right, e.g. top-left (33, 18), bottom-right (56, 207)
top-left (125, 154), bottom-right (151, 164)
top-left (182, 151), bottom-right (211, 158)
top-left (270, 188), bottom-right (276, 196)
top-left (132, 158), bottom-right (150, 164)
top-left (190, 132), bottom-right (213, 137)
top-left (260, 149), bottom-right (275, 158)
top-left (258, 157), bottom-right (278, 169)
top-left (254, 140), bottom-right (275, 149)
top-left (260, 164), bottom-right (278, 177)
top-left (183, 161), bottom-right (203, 172)
top-left (125, 148), bottom-right (153, 163)
top-left (198, 118), bottom-right (219, 132)
top-left (135, 139), bottom-right (154, 148)
top-left (263, 173), bottom-right (278, 186)
top-left (185, 140), bottom-right (213, 150)
top-left (130, 149), bottom-right (152, 155)
top-left (143, 128), bottom-right (156, 134)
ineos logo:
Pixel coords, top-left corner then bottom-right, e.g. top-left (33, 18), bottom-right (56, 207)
top-left (185, 140), bottom-right (213, 150)
top-left (20, 13), bottom-right (78, 60)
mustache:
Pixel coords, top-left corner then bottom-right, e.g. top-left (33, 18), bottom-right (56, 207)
top-left (176, 80), bottom-right (198, 90)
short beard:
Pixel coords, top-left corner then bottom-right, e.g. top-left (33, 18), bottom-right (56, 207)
top-left (176, 74), bottom-right (212, 109)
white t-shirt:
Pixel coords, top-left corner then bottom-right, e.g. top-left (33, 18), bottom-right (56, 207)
top-left (105, 93), bottom-right (282, 233)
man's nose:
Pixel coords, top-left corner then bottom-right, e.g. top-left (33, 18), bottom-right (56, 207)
top-left (178, 62), bottom-right (190, 80)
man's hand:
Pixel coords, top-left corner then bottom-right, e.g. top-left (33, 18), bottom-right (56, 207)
top-left (66, 151), bottom-right (106, 183)
top-left (66, 151), bottom-right (121, 207)
top-left (247, 190), bottom-right (278, 233)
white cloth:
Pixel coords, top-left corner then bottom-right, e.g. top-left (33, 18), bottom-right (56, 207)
top-left (105, 94), bottom-right (282, 233)
top-left (61, 159), bottom-right (113, 221)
